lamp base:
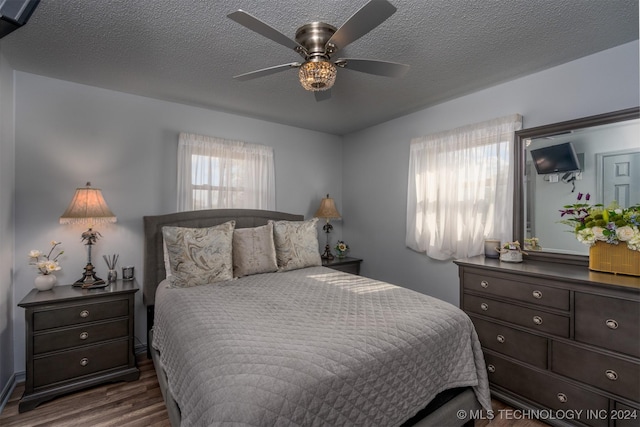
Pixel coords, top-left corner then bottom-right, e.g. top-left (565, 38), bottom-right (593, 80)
top-left (321, 244), bottom-right (335, 261)
top-left (72, 263), bottom-right (108, 289)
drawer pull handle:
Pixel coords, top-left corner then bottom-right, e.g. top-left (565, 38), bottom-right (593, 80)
top-left (80, 358), bottom-right (89, 367)
top-left (533, 316), bottom-right (543, 325)
top-left (605, 319), bottom-right (619, 330)
top-left (532, 290), bottom-right (543, 299)
top-left (496, 334), bottom-right (505, 343)
top-left (480, 280), bottom-right (489, 289)
top-left (605, 370), bottom-right (618, 381)
top-left (487, 364), bottom-right (495, 373)
top-left (557, 393), bottom-right (568, 403)
top-left (80, 310), bottom-right (89, 318)
top-left (480, 303), bottom-right (489, 311)
top-left (79, 332), bottom-right (89, 340)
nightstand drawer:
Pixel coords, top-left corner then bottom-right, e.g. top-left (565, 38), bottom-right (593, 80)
top-left (552, 341), bottom-right (640, 401)
top-left (575, 293), bottom-right (640, 358)
top-left (463, 272), bottom-right (569, 310)
top-left (34, 339), bottom-right (129, 388)
top-left (34, 318), bottom-right (129, 355)
top-left (485, 353), bottom-right (609, 427)
top-left (464, 294), bottom-right (569, 337)
top-left (33, 299), bottom-right (129, 331)
top-left (471, 316), bottom-right (547, 368)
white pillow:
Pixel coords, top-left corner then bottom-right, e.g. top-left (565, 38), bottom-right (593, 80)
top-left (162, 221), bottom-right (235, 287)
top-left (233, 223), bottom-right (278, 277)
top-left (270, 218), bottom-right (322, 271)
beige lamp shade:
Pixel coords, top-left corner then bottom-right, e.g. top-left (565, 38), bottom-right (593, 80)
top-left (60, 182), bottom-right (117, 224)
top-left (314, 194), bottom-right (341, 220)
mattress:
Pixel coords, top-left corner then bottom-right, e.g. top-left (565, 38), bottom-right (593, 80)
top-left (152, 266), bottom-right (491, 426)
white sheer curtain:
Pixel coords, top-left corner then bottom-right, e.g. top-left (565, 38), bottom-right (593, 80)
top-left (406, 114), bottom-right (522, 260)
top-left (177, 133), bottom-right (275, 211)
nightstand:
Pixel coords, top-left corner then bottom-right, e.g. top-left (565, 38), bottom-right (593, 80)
top-left (322, 256), bottom-right (362, 275)
top-left (18, 280), bottom-right (140, 412)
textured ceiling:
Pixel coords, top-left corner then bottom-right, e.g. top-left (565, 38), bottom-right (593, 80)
top-left (1, 0), bottom-right (638, 135)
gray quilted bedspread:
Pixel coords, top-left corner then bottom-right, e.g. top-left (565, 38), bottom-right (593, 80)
top-left (153, 266), bottom-right (490, 426)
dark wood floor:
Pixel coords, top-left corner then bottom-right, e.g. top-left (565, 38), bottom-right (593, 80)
top-left (1, 354), bottom-right (548, 427)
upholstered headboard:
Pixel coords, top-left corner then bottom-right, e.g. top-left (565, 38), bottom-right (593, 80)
top-left (142, 208), bottom-right (304, 308)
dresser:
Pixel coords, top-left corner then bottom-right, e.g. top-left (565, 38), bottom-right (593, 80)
top-left (18, 280), bottom-right (140, 412)
top-left (455, 256), bottom-right (640, 427)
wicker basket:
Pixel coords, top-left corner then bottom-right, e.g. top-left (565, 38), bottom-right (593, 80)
top-left (589, 241), bottom-right (640, 276)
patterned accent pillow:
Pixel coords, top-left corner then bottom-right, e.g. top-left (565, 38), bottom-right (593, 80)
top-left (270, 218), bottom-right (322, 271)
top-left (162, 221), bottom-right (235, 287)
top-left (233, 223), bottom-right (278, 277)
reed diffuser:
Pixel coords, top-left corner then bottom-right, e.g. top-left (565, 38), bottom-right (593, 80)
top-left (103, 254), bottom-right (119, 282)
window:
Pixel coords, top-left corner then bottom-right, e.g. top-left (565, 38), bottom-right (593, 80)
top-left (406, 115), bottom-right (522, 260)
top-left (177, 133), bottom-right (275, 211)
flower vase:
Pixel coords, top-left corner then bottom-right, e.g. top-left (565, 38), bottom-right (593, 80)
top-left (589, 241), bottom-right (640, 276)
top-left (34, 274), bottom-right (57, 291)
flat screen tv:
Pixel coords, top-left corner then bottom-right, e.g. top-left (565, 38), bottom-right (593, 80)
top-left (530, 142), bottom-right (581, 174)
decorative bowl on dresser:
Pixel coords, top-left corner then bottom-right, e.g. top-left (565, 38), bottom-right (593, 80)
top-left (17, 280), bottom-right (140, 412)
top-left (455, 256), bottom-right (640, 427)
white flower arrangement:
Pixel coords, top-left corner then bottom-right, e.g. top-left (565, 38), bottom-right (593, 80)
top-left (29, 241), bottom-right (63, 275)
top-left (559, 193), bottom-right (640, 251)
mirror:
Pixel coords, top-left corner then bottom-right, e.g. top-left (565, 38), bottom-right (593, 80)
top-left (514, 107), bottom-right (640, 266)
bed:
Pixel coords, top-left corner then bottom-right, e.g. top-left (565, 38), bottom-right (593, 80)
top-left (143, 209), bottom-right (490, 426)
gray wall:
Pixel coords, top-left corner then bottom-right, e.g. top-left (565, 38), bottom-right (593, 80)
top-left (12, 73), bottom-right (343, 372)
top-left (342, 41), bottom-right (639, 304)
top-left (0, 48), bottom-right (16, 401)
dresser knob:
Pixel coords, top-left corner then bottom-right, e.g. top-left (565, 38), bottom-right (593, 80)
top-left (557, 393), bottom-right (568, 403)
top-left (496, 334), bottom-right (505, 343)
top-left (79, 332), bottom-right (89, 340)
top-left (605, 370), bottom-right (618, 381)
top-left (605, 319), bottom-right (619, 330)
top-left (533, 316), bottom-right (543, 325)
top-left (532, 290), bottom-right (543, 299)
top-left (487, 364), bottom-right (495, 373)
top-left (80, 310), bottom-right (89, 318)
top-left (80, 358), bottom-right (89, 367)
top-left (480, 303), bottom-right (489, 311)
top-left (480, 280), bottom-right (489, 289)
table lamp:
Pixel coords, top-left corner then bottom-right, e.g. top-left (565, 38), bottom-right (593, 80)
top-left (60, 182), bottom-right (116, 288)
top-left (314, 194), bottom-right (341, 260)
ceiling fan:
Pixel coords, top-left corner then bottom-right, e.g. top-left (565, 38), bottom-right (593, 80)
top-left (228, 0), bottom-right (410, 101)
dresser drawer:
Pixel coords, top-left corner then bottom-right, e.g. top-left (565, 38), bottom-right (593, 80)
top-left (34, 318), bottom-right (129, 355)
top-left (463, 272), bottom-right (570, 310)
top-left (614, 402), bottom-right (640, 427)
top-left (33, 299), bottom-right (129, 331)
top-left (485, 353), bottom-right (609, 427)
top-left (464, 294), bottom-right (569, 337)
top-left (33, 339), bottom-right (129, 388)
top-left (575, 293), bottom-right (640, 358)
top-left (471, 316), bottom-right (547, 368)
top-left (552, 341), bottom-right (640, 401)
top-left (328, 262), bottom-right (360, 275)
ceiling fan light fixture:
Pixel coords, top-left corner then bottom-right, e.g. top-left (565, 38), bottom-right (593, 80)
top-left (298, 60), bottom-right (337, 92)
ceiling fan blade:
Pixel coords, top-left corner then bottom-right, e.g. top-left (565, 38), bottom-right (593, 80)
top-left (234, 63), bottom-right (301, 81)
top-left (228, 10), bottom-right (302, 51)
top-left (327, 0), bottom-right (397, 51)
top-left (336, 58), bottom-right (410, 78)
top-left (314, 90), bottom-right (332, 102)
